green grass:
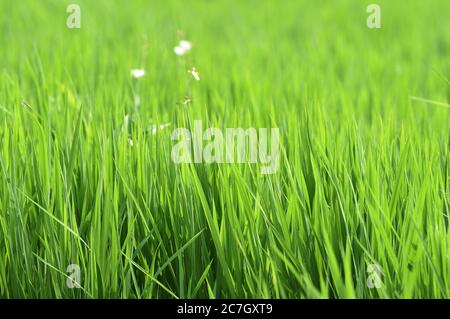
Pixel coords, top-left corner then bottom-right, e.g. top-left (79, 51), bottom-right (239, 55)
top-left (0, 0), bottom-right (449, 298)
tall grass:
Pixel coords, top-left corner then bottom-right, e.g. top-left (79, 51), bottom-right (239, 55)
top-left (0, 0), bottom-right (449, 298)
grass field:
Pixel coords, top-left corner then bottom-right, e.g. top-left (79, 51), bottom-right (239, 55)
top-left (0, 0), bottom-right (449, 298)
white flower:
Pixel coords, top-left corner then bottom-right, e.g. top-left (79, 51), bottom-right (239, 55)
top-left (188, 67), bottom-right (200, 81)
top-left (179, 40), bottom-right (192, 51)
top-left (181, 97), bottom-right (192, 105)
top-left (174, 46), bottom-right (187, 56)
top-left (151, 123), bottom-right (171, 134)
top-left (174, 40), bottom-right (192, 56)
top-left (130, 69), bottom-right (146, 79)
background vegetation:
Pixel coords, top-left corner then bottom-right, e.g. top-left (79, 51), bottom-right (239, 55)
top-left (0, 0), bottom-right (449, 298)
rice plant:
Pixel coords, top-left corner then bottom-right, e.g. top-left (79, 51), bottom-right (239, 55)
top-left (0, 0), bottom-right (449, 298)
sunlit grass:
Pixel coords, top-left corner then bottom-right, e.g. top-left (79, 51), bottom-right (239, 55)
top-left (0, 0), bottom-right (449, 298)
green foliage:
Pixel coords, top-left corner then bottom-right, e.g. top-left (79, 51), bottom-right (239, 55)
top-left (0, 0), bottom-right (449, 298)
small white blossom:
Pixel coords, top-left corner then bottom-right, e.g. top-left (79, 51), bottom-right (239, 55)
top-left (174, 46), bottom-right (186, 56)
top-left (179, 40), bottom-right (192, 51)
top-left (151, 123), bottom-right (171, 135)
top-left (188, 67), bottom-right (200, 81)
top-left (174, 40), bottom-right (192, 56)
top-left (130, 69), bottom-right (146, 79)
top-left (181, 97), bottom-right (192, 105)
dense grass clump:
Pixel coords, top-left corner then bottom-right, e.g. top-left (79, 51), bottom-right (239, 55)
top-left (0, 0), bottom-right (449, 298)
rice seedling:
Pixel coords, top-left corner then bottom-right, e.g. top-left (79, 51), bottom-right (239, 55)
top-left (0, 0), bottom-right (449, 299)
